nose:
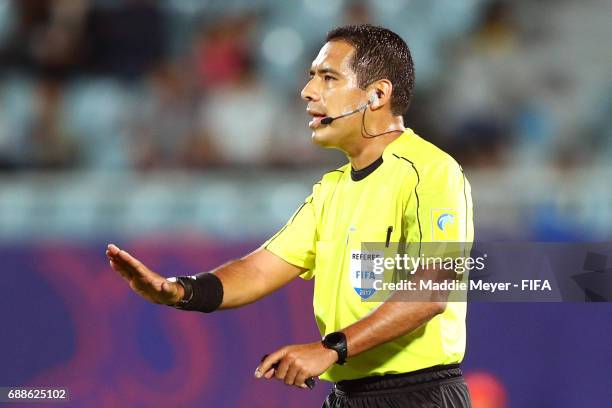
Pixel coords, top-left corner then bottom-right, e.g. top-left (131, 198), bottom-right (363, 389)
top-left (300, 79), bottom-right (319, 102)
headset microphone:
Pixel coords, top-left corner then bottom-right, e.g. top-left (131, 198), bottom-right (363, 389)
top-left (320, 94), bottom-right (378, 125)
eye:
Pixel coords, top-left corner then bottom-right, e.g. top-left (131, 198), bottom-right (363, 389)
top-left (324, 75), bottom-right (336, 82)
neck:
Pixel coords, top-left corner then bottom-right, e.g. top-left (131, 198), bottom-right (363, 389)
top-left (345, 115), bottom-right (405, 170)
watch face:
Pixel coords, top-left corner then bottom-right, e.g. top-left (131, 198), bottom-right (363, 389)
top-left (326, 332), bottom-right (344, 345)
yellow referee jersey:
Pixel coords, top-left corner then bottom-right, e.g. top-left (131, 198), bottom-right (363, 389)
top-left (263, 129), bottom-right (474, 382)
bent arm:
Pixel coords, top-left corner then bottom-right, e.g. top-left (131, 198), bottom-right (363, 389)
top-left (343, 300), bottom-right (444, 358)
top-left (341, 267), bottom-right (455, 358)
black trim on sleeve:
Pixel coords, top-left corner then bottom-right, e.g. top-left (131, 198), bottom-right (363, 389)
top-left (327, 169), bottom-right (346, 209)
top-left (392, 154), bottom-right (422, 252)
top-left (265, 168), bottom-right (345, 250)
top-left (264, 201), bottom-right (308, 249)
top-left (460, 166), bottom-right (469, 255)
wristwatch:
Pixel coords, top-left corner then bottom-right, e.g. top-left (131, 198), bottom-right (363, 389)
top-left (167, 276), bottom-right (194, 308)
top-left (322, 332), bottom-right (348, 365)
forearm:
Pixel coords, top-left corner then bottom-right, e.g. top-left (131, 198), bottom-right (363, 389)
top-left (174, 258), bottom-right (271, 311)
top-left (343, 300), bottom-right (445, 357)
top-left (341, 265), bottom-right (456, 357)
top-left (181, 248), bottom-right (304, 311)
top-left (341, 264), bottom-right (457, 357)
top-left (211, 257), bottom-right (271, 309)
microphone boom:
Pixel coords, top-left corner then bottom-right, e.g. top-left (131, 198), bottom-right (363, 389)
top-left (320, 100), bottom-right (370, 125)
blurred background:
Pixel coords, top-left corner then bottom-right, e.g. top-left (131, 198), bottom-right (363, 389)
top-left (1, 0), bottom-right (611, 407)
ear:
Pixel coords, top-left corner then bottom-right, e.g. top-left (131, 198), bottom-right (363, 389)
top-left (367, 79), bottom-right (393, 111)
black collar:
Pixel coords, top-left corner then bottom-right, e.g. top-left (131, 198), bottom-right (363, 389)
top-left (350, 156), bottom-right (383, 181)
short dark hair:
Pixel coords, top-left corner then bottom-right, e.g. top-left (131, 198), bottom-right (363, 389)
top-left (326, 24), bottom-right (415, 116)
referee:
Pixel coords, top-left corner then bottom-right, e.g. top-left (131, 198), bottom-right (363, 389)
top-left (107, 24), bottom-right (473, 408)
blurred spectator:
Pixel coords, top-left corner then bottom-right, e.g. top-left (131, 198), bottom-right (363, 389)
top-left (0, 0), bottom-right (88, 78)
top-left (267, 93), bottom-right (344, 168)
top-left (434, 0), bottom-right (523, 167)
top-left (0, 0), bottom-right (609, 241)
top-left (23, 78), bottom-right (78, 169)
top-left (195, 59), bottom-right (280, 167)
top-left (0, 0), bottom-right (609, 173)
top-left (81, 0), bottom-right (165, 79)
top-left (0, 76), bottom-right (78, 171)
top-left (130, 62), bottom-right (201, 170)
top-left (471, 0), bottom-right (518, 56)
top-left (193, 14), bottom-right (257, 90)
top-left (343, 1), bottom-right (372, 26)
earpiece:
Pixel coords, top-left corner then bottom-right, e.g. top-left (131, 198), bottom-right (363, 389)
top-left (369, 92), bottom-right (380, 107)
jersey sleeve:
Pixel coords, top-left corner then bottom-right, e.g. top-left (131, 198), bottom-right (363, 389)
top-left (262, 182), bottom-right (320, 279)
top-left (404, 159), bottom-right (474, 257)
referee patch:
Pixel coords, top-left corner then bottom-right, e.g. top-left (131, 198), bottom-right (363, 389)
top-left (349, 249), bottom-right (384, 300)
top-left (431, 209), bottom-right (459, 241)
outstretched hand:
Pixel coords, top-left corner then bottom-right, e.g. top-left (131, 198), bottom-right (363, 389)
top-left (106, 244), bottom-right (184, 305)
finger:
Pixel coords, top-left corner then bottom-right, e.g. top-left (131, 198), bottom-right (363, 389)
top-left (107, 247), bottom-right (135, 272)
top-left (275, 354), bottom-right (291, 381)
top-left (107, 251), bottom-right (130, 273)
top-left (107, 244), bottom-right (121, 256)
top-left (294, 371), bottom-right (308, 388)
top-left (109, 259), bottom-right (134, 280)
top-left (107, 251), bottom-right (125, 264)
top-left (284, 362), bottom-right (300, 386)
top-left (117, 250), bottom-right (148, 276)
top-left (254, 355), bottom-right (275, 379)
top-left (107, 247), bottom-right (125, 262)
top-left (257, 350), bottom-right (284, 378)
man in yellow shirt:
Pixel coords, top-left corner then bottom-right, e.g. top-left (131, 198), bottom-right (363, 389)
top-left (107, 24), bottom-right (473, 407)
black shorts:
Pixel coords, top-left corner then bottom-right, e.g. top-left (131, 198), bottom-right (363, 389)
top-left (322, 364), bottom-right (472, 408)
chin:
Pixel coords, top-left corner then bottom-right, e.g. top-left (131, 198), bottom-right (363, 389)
top-left (311, 128), bottom-right (337, 147)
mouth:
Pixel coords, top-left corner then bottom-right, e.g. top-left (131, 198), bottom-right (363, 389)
top-left (307, 109), bottom-right (327, 129)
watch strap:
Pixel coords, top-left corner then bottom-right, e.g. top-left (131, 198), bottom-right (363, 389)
top-left (322, 332), bottom-right (348, 365)
top-left (167, 276), bottom-right (194, 308)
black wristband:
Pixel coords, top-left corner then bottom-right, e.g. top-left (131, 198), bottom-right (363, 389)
top-left (171, 273), bottom-right (224, 313)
